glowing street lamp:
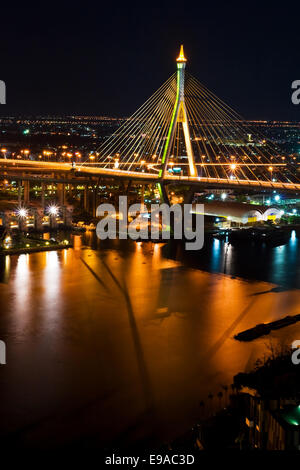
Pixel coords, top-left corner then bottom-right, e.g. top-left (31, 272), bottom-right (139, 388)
top-left (230, 163), bottom-right (237, 171)
top-left (17, 207), bottom-right (28, 218)
top-left (47, 205), bottom-right (59, 229)
top-left (47, 205), bottom-right (59, 216)
top-left (16, 207), bottom-right (28, 231)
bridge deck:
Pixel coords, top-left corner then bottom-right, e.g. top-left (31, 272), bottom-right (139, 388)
top-left (1, 159), bottom-right (300, 192)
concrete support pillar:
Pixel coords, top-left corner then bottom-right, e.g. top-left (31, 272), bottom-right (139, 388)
top-left (50, 212), bottom-right (57, 229)
top-left (84, 185), bottom-right (89, 211)
top-left (57, 183), bottom-right (65, 206)
top-left (18, 215), bottom-right (26, 231)
top-left (41, 182), bottom-right (46, 207)
top-left (92, 189), bottom-right (97, 217)
top-left (18, 181), bottom-right (22, 205)
top-left (23, 180), bottom-right (30, 204)
top-left (63, 205), bottom-right (73, 227)
top-left (34, 208), bottom-right (44, 231)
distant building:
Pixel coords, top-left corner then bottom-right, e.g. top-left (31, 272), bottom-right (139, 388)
top-left (192, 201), bottom-right (283, 225)
top-left (241, 387), bottom-right (300, 450)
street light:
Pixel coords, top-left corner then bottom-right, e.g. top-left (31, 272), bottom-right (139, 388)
top-left (16, 207), bottom-right (28, 231)
top-left (47, 205), bottom-right (59, 216)
top-left (17, 208), bottom-right (28, 218)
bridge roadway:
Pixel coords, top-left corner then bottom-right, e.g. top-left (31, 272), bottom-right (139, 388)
top-left (1, 158), bottom-right (300, 193)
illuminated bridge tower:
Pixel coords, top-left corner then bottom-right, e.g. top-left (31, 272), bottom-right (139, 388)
top-left (160, 45), bottom-right (196, 178)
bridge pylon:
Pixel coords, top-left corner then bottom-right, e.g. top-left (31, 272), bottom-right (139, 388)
top-left (160, 45), bottom-right (196, 179)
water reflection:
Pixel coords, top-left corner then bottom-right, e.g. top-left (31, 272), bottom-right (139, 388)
top-left (1, 231), bottom-right (300, 448)
top-left (10, 253), bottom-right (32, 332)
top-left (73, 234), bottom-right (82, 251)
top-left (14, 254), bottom-right (30, 310)
top-left (160, 230), bottom-right (300, 289)
top-left (43, 251), bottom-right (60, 300)
top-left (210, 238), bottom-right (221, 272)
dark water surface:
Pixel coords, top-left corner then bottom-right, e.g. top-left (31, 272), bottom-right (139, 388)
top-left (0, 231), bottom-right (300, 449)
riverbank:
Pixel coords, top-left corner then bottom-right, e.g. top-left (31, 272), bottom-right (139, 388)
top-left (0, 241), bottom-right (72, 255)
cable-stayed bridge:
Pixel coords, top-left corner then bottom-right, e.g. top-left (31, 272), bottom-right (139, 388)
top-left (75, 45), bottom-right (300, 192)
top-left (1, 45), bottom-right (300, 194)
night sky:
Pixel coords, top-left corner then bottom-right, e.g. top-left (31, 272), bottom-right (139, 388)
top-left (1, 1), bottom-right (300, 120)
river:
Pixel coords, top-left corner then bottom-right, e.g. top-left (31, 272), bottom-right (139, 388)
top-left (0, 231), bottom-right (300, 449)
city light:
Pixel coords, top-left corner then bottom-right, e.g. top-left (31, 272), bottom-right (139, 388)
top-left (17, 208), bottom-right (28, 218)
top-left (274, 195), bottom-right (280, 202)
top-left (47, 205), bottom-right (59, 216)
top-left (221, 193), bottom-right (227, 200)
top-left (230, 163), bottom-right (237, 171)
